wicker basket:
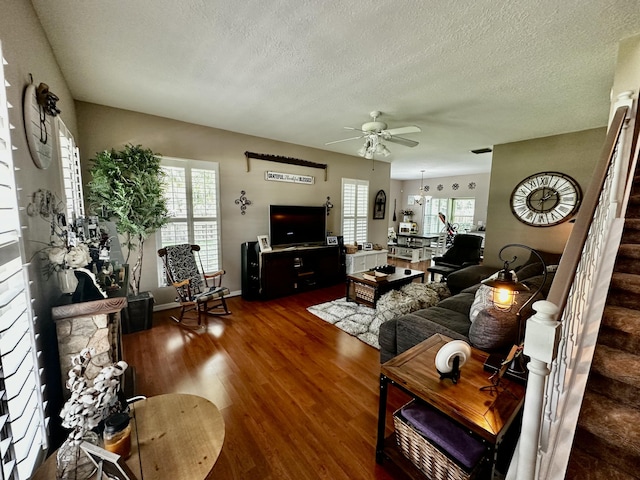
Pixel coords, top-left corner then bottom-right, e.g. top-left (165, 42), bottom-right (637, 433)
top-left (354, 282), bottom-right (375, 303)
top-left (345, 245), bottom-right (358, 254)
top-left (393, 404), bottom-right (484, 480)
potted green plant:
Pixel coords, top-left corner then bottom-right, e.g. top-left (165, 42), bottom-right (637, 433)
top-left (87, 144), bottom-right (169, 332)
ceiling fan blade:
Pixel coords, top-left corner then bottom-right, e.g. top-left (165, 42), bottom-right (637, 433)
top-left (384, 125), bottom-right (421, 136)
top-left (385, 135), bottom-right (419, 148)
top-left (325, 135), bottom-right (365, 145)
top-left (344, 126), bottom-right (365, 133)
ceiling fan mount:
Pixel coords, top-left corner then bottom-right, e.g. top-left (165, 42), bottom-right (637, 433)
top-left (361, 111), bottom-right (388, 133)
top-left (325, 110), bottom-right (421, 157)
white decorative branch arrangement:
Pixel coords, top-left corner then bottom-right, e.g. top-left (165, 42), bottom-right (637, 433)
top-left (60, 348), bottom-right (128, 444)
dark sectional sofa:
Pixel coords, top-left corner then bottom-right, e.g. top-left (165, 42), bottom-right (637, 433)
top-left (379, 250), bottom-right (561, 363)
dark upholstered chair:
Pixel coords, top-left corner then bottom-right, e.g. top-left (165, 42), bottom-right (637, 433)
top-left (427, 234), bottom-right (484, 281)
top-left (158, 244), bottom-right (230, 326)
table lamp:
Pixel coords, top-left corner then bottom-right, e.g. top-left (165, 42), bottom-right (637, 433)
top-left (481, 244), bottom-right (547, 378)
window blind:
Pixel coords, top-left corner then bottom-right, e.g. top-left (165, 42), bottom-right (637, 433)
top-left (341, 178), bottom-right (369, 245)
top-left (158, 158), bottom-right (222, 283)
top-left (58, 119), bottom-right (84, 220)
top-left (0, 44), bottom-right (48, 480)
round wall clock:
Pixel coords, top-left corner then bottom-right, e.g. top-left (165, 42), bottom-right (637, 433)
top-left (23, 83), bottom-right (56, 169)
top-left (510, 171), bottom-right (582, 227)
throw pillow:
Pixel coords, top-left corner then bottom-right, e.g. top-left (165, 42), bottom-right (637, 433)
top-left (376, 290), bottom-right (421, 323)
top-left (469, 285), bottom-right (493, 323)
top-left (425, 281), bottom-right (452, 300)
top-left (400, 283), bottom-right (444, 309)
top-left (468, 308), bottom-right (519, 351)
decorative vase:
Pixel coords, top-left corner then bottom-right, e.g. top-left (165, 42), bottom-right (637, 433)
top-left (56, 430), bottom-right (99, 480)
top-left (58, 269), bottom-right (78, 294)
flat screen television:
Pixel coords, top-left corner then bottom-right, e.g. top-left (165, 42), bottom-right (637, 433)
top-left (269, 205), bottom-right (327, 247)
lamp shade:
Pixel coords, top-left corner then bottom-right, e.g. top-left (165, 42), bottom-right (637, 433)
top-left (482, 269), bottom-right (530, 311)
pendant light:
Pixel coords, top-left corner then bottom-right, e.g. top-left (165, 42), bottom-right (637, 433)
top-left (416, 170), bottom-right (432, 205)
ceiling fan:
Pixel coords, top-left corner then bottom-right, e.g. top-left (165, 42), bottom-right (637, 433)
top-left (325, 111), bottom-right (421, 159)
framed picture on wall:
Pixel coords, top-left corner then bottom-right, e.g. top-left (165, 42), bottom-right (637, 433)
top-left (257, 235), bottom-right (272, 252)
top-left (373, 190), bottom-right (386, 220)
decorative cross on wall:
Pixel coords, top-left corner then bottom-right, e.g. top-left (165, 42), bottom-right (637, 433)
top-left (234, 190), bottom-right (252, 215)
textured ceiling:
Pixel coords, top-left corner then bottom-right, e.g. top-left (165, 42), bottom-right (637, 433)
top-left (30, 0), bottom-right (640, 180)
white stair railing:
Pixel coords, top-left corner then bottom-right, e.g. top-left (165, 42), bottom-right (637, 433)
top-left (507, 92), bottom-right (639, 480)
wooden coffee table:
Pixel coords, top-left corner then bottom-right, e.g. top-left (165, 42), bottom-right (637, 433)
top-left (376, 334), bottom-right (525, 479)
top-left (345, 268), bottom-right (425, 308)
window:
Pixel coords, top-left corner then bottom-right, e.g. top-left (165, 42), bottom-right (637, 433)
top-left (58, 119), bottom-right (84, 220)
top-left (0, 44), bottom-right (48, 479)
top-left (341, 178), bottom-right (368, 245)
top-left (157, 158), bottom-right (222, 282)
top-left (422, 198), bottom-right (450, 234)
top-left (451, 198), bottom-right (475, 233)
top-left (422, 198), bottom-right (475, 235)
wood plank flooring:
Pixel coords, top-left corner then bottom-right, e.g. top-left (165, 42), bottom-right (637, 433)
top-left (122, 258), bottom-right (431, 479)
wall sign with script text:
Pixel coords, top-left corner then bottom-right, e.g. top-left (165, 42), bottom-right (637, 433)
top-left (265, 171), bottom-right (315, 184)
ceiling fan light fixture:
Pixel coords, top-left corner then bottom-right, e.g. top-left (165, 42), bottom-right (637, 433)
top-left (327, 110), bottom-right (419, 158)
top-left (375, 143), bottom-right (391, 157)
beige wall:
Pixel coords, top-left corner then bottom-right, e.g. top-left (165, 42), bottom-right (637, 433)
top-left (484, 127), bottom-right (606, 268)
top-left (75, 102), bottom-right (391, 305)
top-left (398, 173), bottom-right (491, 233)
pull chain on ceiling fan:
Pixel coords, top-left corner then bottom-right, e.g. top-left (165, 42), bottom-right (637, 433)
top-left (325, 110), bottom-right (421, 158)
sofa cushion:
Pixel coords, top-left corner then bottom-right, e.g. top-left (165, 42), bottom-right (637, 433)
top-left (435, 292), bottom-right (475, 316)
top-left (523, 271), bottom-right (556, 298)
top-left (460, 284), bottom-right (481, 295)
top-left (410, 307), bottom-right (472, 337)
top-left (446, 265), bottom-right (499, 294)
top-left (395, 310), bottom-right (470, 358)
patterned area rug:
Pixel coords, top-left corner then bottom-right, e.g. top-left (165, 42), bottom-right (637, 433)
top-left (307, 283), bottom-right (451, 349)
top-left (307, 298), bottom-right (380, 348)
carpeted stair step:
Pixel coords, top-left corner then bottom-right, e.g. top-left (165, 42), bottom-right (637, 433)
top-left (622, 218), bottom-right (640, 243)
top-left (585, 344), bottom-right (640, 408)
top-left (572, 390), bottom-right (640, 478)
top-left (566, 447), bottom-right (638, 480)
top-left (627, 195), bottom-right (640, 218)
top-left (608, 272), bottom-right (640, 310)
top-left (599, 305), bottom-right (640, 354)
top-left (614, 245), bottom-right (640, 274)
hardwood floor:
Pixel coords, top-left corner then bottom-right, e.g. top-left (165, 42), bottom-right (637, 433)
top-left (123, 269), bottom-right (431, 479)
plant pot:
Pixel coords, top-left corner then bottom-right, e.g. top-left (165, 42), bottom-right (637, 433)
top-left (122, 291), bottom-right (154, 334)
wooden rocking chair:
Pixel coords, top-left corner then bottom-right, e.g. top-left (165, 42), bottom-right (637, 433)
top-left (158, 244), bottom-right (230, 326)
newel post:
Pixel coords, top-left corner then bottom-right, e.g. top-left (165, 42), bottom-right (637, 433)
top-left (516, 300), bottom-right (561, 480)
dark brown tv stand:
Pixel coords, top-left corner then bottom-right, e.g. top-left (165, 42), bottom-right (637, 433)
top-left (258, 245), bottom-right (344, 299)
